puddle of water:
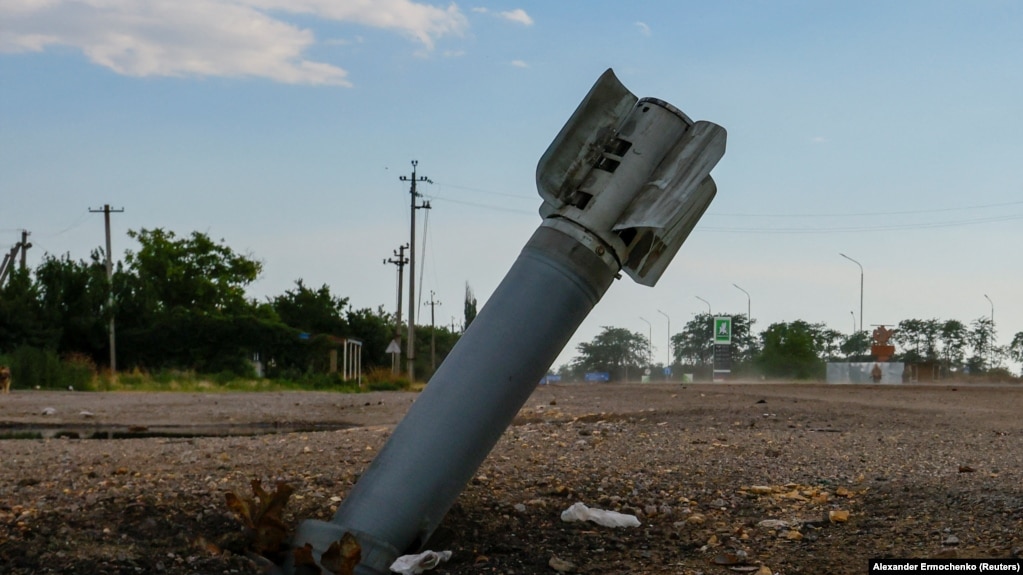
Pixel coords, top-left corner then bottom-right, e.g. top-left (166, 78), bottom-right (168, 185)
top-left (0, 422), bottom-right (354, 440)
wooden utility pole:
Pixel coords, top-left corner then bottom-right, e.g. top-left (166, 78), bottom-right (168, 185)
top-left (90, 205), bottom-right (124, 375)
top-left (400, 161), bottom-right (431, 382)
top-left (384, 244), bottom-right (408, 374)
top-left (428, 291), bottom-right (441, 372)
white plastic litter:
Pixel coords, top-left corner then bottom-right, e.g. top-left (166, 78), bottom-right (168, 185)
top-left (389, 550), bottom-right (453, 574)
top-left (560, 502), bottom-right (641, 528)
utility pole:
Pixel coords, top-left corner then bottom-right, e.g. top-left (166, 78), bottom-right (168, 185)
top-left (400, 161), bottom-right (431, 382)
top-left (0, 232), bottom-right (31, 287)
top-left (90, 204), bottom-right (124, 375)
top-left (384, 244), bottom-right (409, 374)
top-left (428, 291), bottom-right (441, 372)
top-left (19, 230), bottom-right (31, 271)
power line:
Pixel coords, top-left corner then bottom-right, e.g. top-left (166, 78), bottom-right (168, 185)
top-left (424, 193), bottom-right (536, 215)
top-left (431, 181), bottom-right (533, 200)
top-left (43, 212), bottom-right (92, 237)
top-left (709, 199), bottom-right (1023, 219)
top-left (418, 207), bottom-right (429, 317)
top-left (2, 212), bottom-right (93, 238)
top-left (701, 212), bottom-right (1023, 234)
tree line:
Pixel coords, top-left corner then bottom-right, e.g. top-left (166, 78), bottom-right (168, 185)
top-left (3, 227), bottom-right (1020, 386)
top-left (563, 313), bottom-right (1023, 382)
top-left (0, 228), bottom-right (462, 385)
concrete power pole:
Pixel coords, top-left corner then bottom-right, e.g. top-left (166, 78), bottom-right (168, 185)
top-left (90, 205), bottom-right (124, 375)
top-left (428, 290), bottom-right (441, 372)
top-left (19, 230), bottom-right (31, 271)
top-left (400, 161), bottom-right (431, 382)
top-left (0, 232), bottom-right (31, 287)
top-left (384, 244), bottom-right (409, 374)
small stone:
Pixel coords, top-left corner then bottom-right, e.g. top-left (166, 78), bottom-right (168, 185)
top-left (513, 503), bottom-right (526, 513)
top-left (712, 552), bottom-right (744, 566)
top-left (549, 555), bottom-right (576, 572)
top-left (828, 510), bottom-right (850, 523)
top-left (757, 566), bottom-right (773, 575)
top-left (942, 535), bottom-right (960, 546)
top-left (687, 513), bottom-right (706, 525)
top-left (749, 486), bottom-right (773, 495)
top-left (42, 407), bottom-right (57, 416)
top-left (757, 519), bottom-right (789, 529)
top-left (784, 530), bottom-right (803, 540)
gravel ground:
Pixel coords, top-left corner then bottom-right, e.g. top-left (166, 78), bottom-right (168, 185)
top-left (1, 382), bottom-right (1022, 574)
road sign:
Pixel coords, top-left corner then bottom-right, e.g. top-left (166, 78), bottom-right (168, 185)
top-left (713, 316), bottom-right (732, 345)
top-left (385, 339), bottom-right (401, 354)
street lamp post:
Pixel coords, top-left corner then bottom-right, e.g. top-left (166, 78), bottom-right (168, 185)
top-left (695, 295), bottom-right (712, 315)
top-left (733, 284), bottom-right (751, 358)
top-left (657, 309), bottom-right (671, 367)
top-left (639, 316), bottom-right (653, 365)
top-left (839, 253), bottom-right (863, 333)
top-left (983, 294), bottom-right (995, 369)
top-left (850, 311), bottom-right (856, 334)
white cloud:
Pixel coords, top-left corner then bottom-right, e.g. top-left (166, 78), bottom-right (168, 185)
top-left (811, 136), bottom-right (830, 144)
top-left (511, 59), bottom-right (528, 68)
top-left (0, 0), bottom-right (469, 85)
top-left (244, 0), bottom-right (468, 50)
top-left (324, 36), bottom-right (365, 47)
top-left (498, 8), bottom-right (533, 26)
top-left (635, 22), bottom-right (651, 37)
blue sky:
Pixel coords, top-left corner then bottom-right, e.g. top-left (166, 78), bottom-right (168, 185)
top-left (2, 1), bottom-right (1022, 372)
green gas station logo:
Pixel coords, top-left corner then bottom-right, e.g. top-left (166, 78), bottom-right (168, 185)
top-left (713, 317), bottom-right (732, 345)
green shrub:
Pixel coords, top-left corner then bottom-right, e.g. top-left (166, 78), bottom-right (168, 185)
top-left (362, 367), bottom-right (411, 391)
top-left (10, 347), bottom-right (63, 389)
top-left (366, 380), bottom-right (406, 392)
top-left (62, 353), bottom-right (98, 391)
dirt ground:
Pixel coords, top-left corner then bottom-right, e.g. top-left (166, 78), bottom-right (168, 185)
top-left (1, 382), bottom-right (1022, 574)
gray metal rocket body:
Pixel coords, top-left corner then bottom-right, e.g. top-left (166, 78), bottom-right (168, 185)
top-left (289, 68), bottom-right (726, 575)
